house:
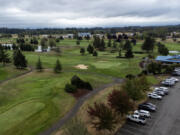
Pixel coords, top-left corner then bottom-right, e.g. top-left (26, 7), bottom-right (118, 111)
top-left (1, 43), bottom-right (13, 50)
top-left (78, 33), bottom-right (91, 38)
top-left (35, 45), bottom-right (51, 52)
top-left (156, 55), bottom-right (180, 63)
top-left (62, 34), bottom-right (74, 39)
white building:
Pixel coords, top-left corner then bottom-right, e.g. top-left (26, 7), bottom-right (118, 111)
top-left (1, 44), bottom-right (13, 50)
top-left (35, 45), bottom-right (51, 52)
top-left (78, 33), bottom-right (91, 38)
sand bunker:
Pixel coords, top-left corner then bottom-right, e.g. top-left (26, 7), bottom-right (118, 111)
top-left (75, 64), bottom-right (88, 70)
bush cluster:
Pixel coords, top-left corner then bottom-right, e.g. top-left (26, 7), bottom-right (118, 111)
top-left (65, 75), bottom-right (93, 93)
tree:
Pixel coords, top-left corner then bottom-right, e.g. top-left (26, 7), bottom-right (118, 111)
top-left (122, 78), bottom-right (144, 101)
top-left (142, 37), bottom-right (155, 52)
top-left (40, 38), bottom-right (48, 50)
top-left (54, 59), bottom-right (62, 73)
top-left (93, 50), bottom-right (98, 57)
top-left (125, 49), bottom-right (134, 58)
top-left (108, 90), bottom-right (133, 116)
top-left (108, 39), bottom-right (112, 47)
top-left (49, 39), bottom-right (56, 47)
top-left (13, 49), bottom-right (27, 69)
top-left (87, 102), bottom-right (119, 132)
top-left (36, 57), bottom-right (43, 72)
top-left (99, 39), bottom-right (106, 51)
top-left (80, 48), bottom-right (85, 55)
top-left (0, 46), bottom-right (11, 66)
top-left (113, 41), bottom-right (117, 49)
top-left (158, 43), bottom-right (169, 56)
top-left (76, 40), bottom-right (80, 45)
top-left (87, 44), bottom-right (94, 54)
top-left (123, 40), bottom-right (132, 51)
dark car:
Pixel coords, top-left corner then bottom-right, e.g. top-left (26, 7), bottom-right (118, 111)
top-left (138, 104), bottom-right (156, 112)
top-left (143, 102), bottom-right (156, 108)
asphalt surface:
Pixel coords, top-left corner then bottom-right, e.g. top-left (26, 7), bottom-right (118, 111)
top-left (116, 77), bottom-right (180, 135)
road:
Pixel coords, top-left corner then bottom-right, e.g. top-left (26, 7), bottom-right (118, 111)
top-left (116, 77), bottom-right (180, 135)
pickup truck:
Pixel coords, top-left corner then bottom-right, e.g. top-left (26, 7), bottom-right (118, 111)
top-left (127, 114), bottom-right (146, 125)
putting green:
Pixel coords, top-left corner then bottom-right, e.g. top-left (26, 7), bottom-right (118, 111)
top-left (92, 61), bottom-right (121, 69)
top-left (0, 101), bottom-right (45, 134)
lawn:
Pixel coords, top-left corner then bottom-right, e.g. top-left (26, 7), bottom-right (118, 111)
top-left (0, 66), bottom-right (28, 81)
top-left (0, 70), bottom-right (112, 135)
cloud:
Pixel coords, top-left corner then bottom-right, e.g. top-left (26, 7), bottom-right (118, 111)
top-left (0, 0), bottom-right (180, 28)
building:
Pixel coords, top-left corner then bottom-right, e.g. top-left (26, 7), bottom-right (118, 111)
top-left (78, 33), bottom-right (91, 38)
top-left (62, 34), bottom-right (74, 39)
top-left (35, 45), bottom-right (51, 52)
top-left (1, 44), bottom-right (13, 50)
top-left (156, 55), bottom-right (180, 63)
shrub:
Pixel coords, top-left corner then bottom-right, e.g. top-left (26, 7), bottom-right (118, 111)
top-left (83, 82), bottom-right (93, 90)
top-left (63, 118), bottom-right (90, 135)
top-left (71, 75), bottom-right (93, 90)
top-left (71, 75), bottom-right (84, 88)
top-left (65, 83), bottom-right (77, 93)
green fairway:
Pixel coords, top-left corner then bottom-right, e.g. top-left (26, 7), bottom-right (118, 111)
top-left (0, 66), bottom-right (27, 81)
top-left (0, 101), bottom-right (45, 134)
top-left (0, 70), bottom-right (112, 135)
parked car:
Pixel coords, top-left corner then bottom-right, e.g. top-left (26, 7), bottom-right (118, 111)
top-left (147, 93), bottom-right (162, 100)
top-left (134, 110), bottom-right (151, 118)
top-left (169, 77), bottom-right (179, 83)
top-left (154, 87), bottom-right (169, 95)
top-left (153, 90), bottom-right (165, 96)
top-left (143, 102), bottom-right (156, 109)
top-left (172, 71), bottom-right (180, 76)
top-left (161, 80), bottom-right (175, 86)
top-left (127, 114), bottom-right (146, 125)
top-left (138, 104), bottom-right (156, 112)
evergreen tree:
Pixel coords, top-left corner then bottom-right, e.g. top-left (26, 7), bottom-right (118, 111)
top-left (0, 46), bottom-right (11, 66)
top-left (54, 59), bottom-right (62, 73)
top-left (93, 50), bottom-right (98, 57)
top-left (125, 49), bottom-right (134, 58)
top-left (76, 40), bottom-right (80, 45)
top-left (13, 49), bottom-right (27, 69)
top-left (80, 48), bottom-right (85, 55)
top-left (158, 43), bottom-right (169, 56)
top-left (123, 40), bottom-right (132, 51)
top-left (113, 41), bottom-right (117, 49)
top-left (36, 57), bottom-right (43, 72)
top-left (108, 39), bottom-right (112, 47)
top-left (87, 44), bottom-right (94, 54)
top-left (99, 39), bottom-right (106, 51)
top-left (142, 37), bottom-right (155, 52)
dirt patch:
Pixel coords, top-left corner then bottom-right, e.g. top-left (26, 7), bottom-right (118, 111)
top-left (74, 64), bottom-right (88, 70)
top-left (72, 89), bottom-right (90, 99)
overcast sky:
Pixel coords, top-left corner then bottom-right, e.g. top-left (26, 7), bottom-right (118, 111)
top-left (0, 0), bottom-right (180, 28)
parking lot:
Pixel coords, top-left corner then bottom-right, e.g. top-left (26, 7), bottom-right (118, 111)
top-left (116, 77), bottom-right (180, 135)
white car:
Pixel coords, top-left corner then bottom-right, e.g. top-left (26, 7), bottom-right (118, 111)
top-left (148, 93), bottom-right (162, 100)
top-left (153, 90), bottom-right (165, 96)
top-left (127, 114), bottom-right (146, 125)
top-left (169, 77), bottom-right (179, 82)
top-left (154, 87), bottom-right (169, 95)
top-left (161, 80), bottom-right (175, 86)
top-left (134, 110), bottom-right (151, 118)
